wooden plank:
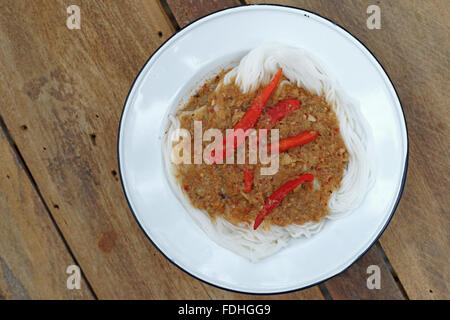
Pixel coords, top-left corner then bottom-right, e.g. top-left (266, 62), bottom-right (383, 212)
top-left (324, 244), bottom-right (404, 300)
top-left (249, 0), bottom-right (450, 299)
top-left (166, 0), bottom-right (242, 28)
top-left (0, 128), bottom-right (94, 300)
top-left (0, 0), bottom-right (212, 299)
top-left (164, 0), bottom-right (325, 300)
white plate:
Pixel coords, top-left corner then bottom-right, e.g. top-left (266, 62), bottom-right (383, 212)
top-left (118, 5), bottom-right (408, 294)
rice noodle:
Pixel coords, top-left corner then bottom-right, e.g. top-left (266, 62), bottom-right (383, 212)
top-left (163, 44), bottom-right (374, 261)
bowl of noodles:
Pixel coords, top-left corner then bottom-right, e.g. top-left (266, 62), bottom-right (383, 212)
top-left (118, 5), bottom-right (408, 293)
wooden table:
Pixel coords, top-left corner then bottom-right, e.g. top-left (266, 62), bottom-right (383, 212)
top-left (0, 0), bottom-right (448, 300)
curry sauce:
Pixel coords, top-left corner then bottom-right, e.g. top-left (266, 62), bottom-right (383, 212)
top-left (174, 72), bottom-right (349, 227)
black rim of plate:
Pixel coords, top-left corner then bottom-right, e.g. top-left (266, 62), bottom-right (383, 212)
top-left (117, 4), bottom-right (409, 295)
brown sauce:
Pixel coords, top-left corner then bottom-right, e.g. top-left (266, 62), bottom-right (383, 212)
top-left (174, 71), bottom-right (349, 227)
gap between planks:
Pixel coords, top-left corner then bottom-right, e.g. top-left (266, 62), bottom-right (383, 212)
top-left (375, 242), bottom-right (409, 299)
top-left (160, 0), bottom-right (181, 31)
top-left (0, 115), bottom-right (99, 300)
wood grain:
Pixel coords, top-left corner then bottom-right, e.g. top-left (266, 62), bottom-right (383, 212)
top-left (166, 0), bottom-right (242, 28)
top-left (324, 244), bottom-right (404, 300)
top-left (0, 0), bottom-right (211, 299)
top-left (0, 128), bottom-right (94, 299)
top-left (249, 0), bottom-right (450, 299)
top-left (0, 0), bottom-right (447, 300)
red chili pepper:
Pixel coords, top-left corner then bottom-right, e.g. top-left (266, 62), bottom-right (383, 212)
top-left (234, 68), bottom-right (283, 131)
top-left (267, 130), bottom-right (319, 153)
top-left (253, 174), bottom-right (314, 230)
top-left (262, 99), bottom-right (301, 127)
top-left (243, 166), bottom-right (254, 194)
top-left (210, 68), bottom-right (283, 163)
top-left (257, 99), bottom-right (301, 145)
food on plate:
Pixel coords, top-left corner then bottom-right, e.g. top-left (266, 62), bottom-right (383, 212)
top-left (164, 44), bottom-right (373, 261)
